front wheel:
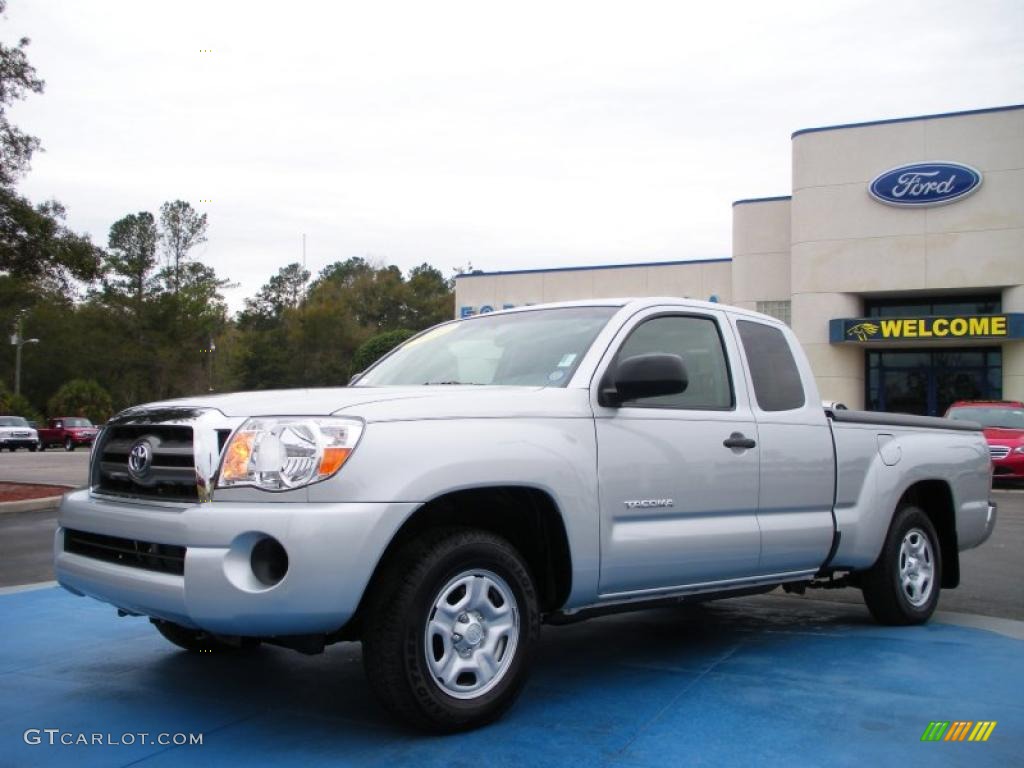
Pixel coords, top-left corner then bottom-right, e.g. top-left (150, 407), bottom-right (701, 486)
top-left (860, 505), bottom-right (942, 625)
top-left (64, 437), bottom-right (74, 451)
top-left (361, 528), bottom-right (540, 732)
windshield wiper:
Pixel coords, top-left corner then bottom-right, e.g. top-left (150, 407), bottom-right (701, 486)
top-left (422, 380), bottom-right (481, 385)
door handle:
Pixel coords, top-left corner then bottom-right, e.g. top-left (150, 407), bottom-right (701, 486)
top-left (723, 432), bottom-right (756, 449)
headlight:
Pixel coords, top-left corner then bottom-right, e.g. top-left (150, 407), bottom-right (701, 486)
top-left (218, 417), bottom-right (364, 491)
top-left (1014, 445), bottom-right (1024, 455)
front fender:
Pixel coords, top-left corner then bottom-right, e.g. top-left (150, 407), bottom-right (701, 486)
top-left (308, 417), bottom-right (601, 607)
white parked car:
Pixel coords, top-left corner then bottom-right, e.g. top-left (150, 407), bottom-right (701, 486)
top-left (0, 415), bottom-right (39, 451)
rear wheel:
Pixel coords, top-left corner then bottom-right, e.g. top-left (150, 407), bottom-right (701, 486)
top-left (362, 528), bottom-right (540, 732)
top-left (861, 505), bottom-right (941, 625)
top-left (152, 619), bottom-right (259, 653)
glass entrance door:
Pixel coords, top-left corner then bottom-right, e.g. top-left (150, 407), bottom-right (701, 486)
top-left (867, 348), bottom-right (1002, 416)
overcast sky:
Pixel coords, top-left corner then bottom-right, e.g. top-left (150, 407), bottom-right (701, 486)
top-left (4, 0), bottom-right (1023, 311)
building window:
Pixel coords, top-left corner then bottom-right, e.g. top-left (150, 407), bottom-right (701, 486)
top-left (866, 348), bottom-right (1002, 417)
top-left (756, 300), bottom-right (791, 326)
top-left (864, 295), bottom-right (1001, 318)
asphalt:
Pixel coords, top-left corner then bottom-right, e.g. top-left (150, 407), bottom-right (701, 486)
top-left (0, 450), bottom-right (89, 488)
top-left (0, 586), bottom-right (1019, 767)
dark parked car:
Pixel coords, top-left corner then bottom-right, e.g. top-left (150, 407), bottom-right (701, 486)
top-left (38, 417), bottom-right (100, 452)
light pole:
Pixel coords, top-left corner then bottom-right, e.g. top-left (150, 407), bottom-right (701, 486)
top-left (10, 311), bottom-right (40, 397)
top-left (201, 337), bottom-right (217, 392)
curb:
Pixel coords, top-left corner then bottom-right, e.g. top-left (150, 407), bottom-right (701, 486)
top-left (0, 483), bottom-right (73, 515)
top-left (0, 495), bottom-right (64, 515)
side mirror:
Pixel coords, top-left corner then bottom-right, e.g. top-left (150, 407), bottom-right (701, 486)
top-left (601, 353), bottom-right (688, 406)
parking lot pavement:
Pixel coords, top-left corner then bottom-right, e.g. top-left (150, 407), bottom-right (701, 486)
top-left (0, 450), bottom-right (89, 488)
top-left (0, 587), bottom-right (1020, 767)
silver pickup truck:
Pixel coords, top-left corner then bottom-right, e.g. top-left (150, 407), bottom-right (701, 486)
top-left (55, 298), bottom-right (996, 731)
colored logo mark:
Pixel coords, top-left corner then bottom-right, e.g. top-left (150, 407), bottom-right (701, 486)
top-left (846, 322), bottom-right (879, 341)
top-left (921, 721), bottom-right (997, 742)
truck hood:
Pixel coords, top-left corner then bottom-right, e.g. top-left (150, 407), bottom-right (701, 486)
top-left (983, 427), bottom-right (1024, 446)
top-left (132, 385), bottom-right (594, 422)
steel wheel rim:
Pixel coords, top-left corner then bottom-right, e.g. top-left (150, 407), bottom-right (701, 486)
top-left (423, 569), bottom-right (520, 700)
top-left (899, 528), bottom-right (935, 607)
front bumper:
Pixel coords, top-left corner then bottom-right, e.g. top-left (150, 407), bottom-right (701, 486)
top-left (54, 489), bottom-right (418, 636)
top-left (1, 438), bottom-right (38, 448)
top-left (991, 451), bottom-right (1024, 479)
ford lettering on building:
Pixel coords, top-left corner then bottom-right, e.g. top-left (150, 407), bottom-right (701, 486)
top-left (868, 161), bottom-right (983, 207)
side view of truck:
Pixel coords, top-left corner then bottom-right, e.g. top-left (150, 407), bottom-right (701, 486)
top-left (54, 298), bottom-right (996, 731)
top-left (38, 417), bottom-right (100, 451)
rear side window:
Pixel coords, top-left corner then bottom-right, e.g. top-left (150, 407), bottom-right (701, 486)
top-left (737, 320), bottom-right (805, 411)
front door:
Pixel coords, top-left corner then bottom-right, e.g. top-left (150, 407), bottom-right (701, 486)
top-left (593, 309), bottom-right (761, 597)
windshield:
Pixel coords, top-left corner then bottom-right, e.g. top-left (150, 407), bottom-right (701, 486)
top-left (64, 418), bottom-right (93, 427)
top-left (356, 306), bottom-right (618, 387)
top-left (0, 416), bottom-right (29, 427)
top-left (948, 406), bottom-right (1024, 429)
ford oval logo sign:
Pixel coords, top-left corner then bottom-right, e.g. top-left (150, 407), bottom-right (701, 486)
top-left (869, 161), bottom-right (982, 207)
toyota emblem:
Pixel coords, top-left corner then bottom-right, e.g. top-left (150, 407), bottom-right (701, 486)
top-left (127, 439), bottom-right (154, 481)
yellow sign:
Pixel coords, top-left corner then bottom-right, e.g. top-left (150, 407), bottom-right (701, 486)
top-left (833, 314), bottom-right (1021, 343)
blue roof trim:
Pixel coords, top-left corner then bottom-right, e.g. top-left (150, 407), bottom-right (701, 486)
top-left (732, 195), bottom-right (791, 207)
top-left (454, 257), bottom-right (732, 279)
top-left (792, 103), bottom-right (1024, 139)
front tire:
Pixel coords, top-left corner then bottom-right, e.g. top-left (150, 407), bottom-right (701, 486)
top-left (64, 437), bottom-right (74, 452)
top-left (861, 505), bottom-right (941, 625)
top-left (362, 528), bottom-right (540, 732)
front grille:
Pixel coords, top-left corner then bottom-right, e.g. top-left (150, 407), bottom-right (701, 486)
top-left (990, 446), bottom-right (1011, 460)
top-left (95, 425), bottom-right (198, 502)
top-left (64, 528), bottom-right (185, 575)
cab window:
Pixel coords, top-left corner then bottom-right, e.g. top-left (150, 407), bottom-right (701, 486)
top-left (614, 315), bottom-right (733, 409)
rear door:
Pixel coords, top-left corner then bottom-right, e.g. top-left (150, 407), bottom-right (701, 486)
top-left (593, 307), bottom-right (762, 596)
top-left (731, 317), bottom-right (835, 573)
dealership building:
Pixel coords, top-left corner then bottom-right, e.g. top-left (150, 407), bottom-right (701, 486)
top-left (455, 104), bottom-right (1024, 416)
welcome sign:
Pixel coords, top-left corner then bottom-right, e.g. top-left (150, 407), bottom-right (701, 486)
top-left (830, 314), bottom-right (1024, 343)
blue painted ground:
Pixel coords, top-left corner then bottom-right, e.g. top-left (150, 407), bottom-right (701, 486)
top-left (0, 587), bottom-right (1021, 767)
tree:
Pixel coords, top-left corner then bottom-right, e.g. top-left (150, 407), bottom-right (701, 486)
top-left (352, 329), bottom-right (414, 374)
top-left (0, 0), bottom-right (44, 187)
top-left (47, 379), bottom-right (113, 423)
top-left (405, 263), bottom-right (454, 328)
top-left (0, 381), bottom-right (40, 421)
top-left (159, 200), bottom-right (207, 294)
top-left (104, 212), bottom-right (158, 316)
top-left (240, 262), bottom-right (309, 324)
top-left (0, 188), bottom-right (103, 291)
top-left (0, 2), bottom-right (102, 294)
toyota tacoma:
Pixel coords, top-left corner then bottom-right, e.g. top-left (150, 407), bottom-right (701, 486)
top-left (55, 298), bottom-right (996, 731)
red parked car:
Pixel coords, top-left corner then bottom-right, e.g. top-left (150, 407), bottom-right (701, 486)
top-left (37, 417), bottom-right (100, 452)
top-left (945, 400), bottom-right (1024, 481)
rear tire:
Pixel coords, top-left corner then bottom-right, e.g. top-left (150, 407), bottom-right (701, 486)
top-left (152, 619), bottom-right (259, 653)
top-left (861, 505), bottom-right (941, 625)
top-left (361, 527), bottom-right (540, 732)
